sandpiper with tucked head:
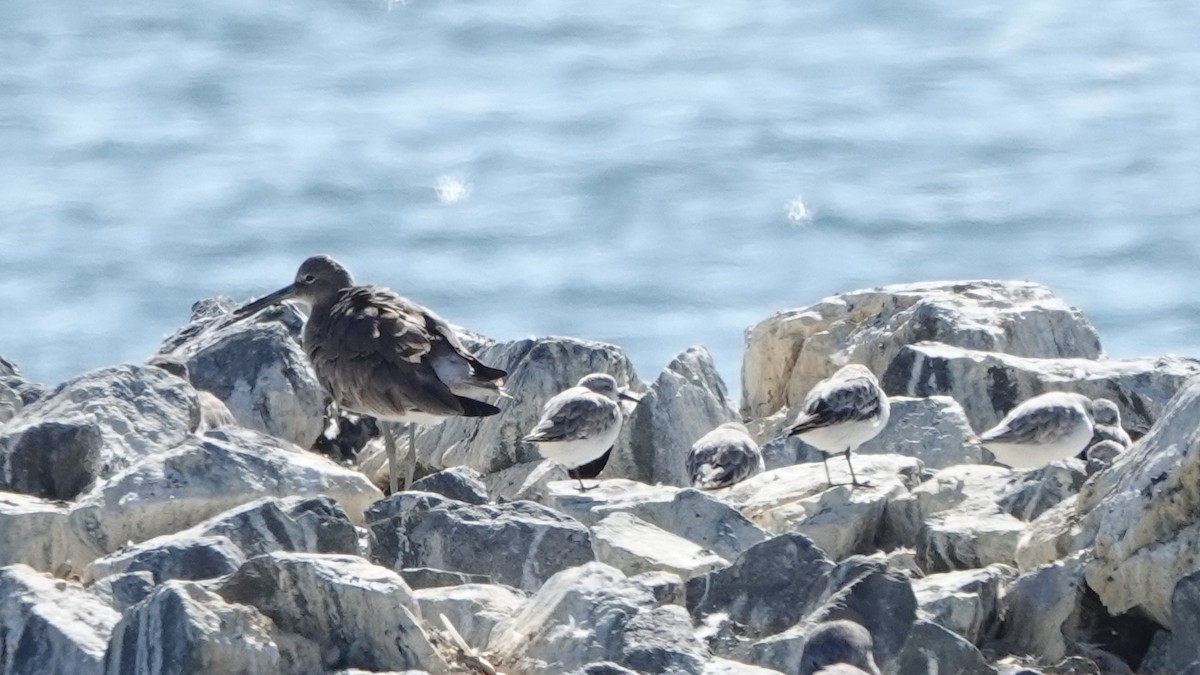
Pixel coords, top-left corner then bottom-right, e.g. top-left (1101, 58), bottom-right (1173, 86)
top-left (523, 373), bottom-right (640, 491)
top-left (787, 364), bottom-right (890, 488)
top-left (231, 255), bottom-right (507, 493)
top-left (978, 391), bottom-right (1100, 469)
top-left (687, 421), bottom-right (763, 489)
top-left (800, 620), bottom-right (881, 675)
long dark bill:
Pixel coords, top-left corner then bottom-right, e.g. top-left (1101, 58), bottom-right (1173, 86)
top-left (230, 284), bottom-right (296, 320)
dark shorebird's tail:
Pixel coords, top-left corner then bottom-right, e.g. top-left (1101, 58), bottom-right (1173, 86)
top-left (457, 396), bottom-right (501, 417)
top-left (469, 358), bottom-right (507, 383)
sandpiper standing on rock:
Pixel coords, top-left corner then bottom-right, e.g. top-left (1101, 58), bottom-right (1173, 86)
top-left (978, 391), bottom-right (1101, 469)
top-left (787, 364), bottom-right (890, 488)
top-left (232, 255), bottom-right (507, 493)
top-left (524, 373), bottom-right (640, 491)
top-left (687, 422), bottom-right (764, 489)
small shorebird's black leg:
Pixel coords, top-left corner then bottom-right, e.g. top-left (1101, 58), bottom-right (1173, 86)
top-left (383, 424), bottom-right (399, 495)
top-left (821, 454), bottom-right (834, 487)
top-left (405, 423), bottom-right (419, 490)
top-left (846, 448), bottom-right (870, 487)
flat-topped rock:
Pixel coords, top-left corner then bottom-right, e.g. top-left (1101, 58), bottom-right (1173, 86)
top-left (742, 280), bottom-right (1102, 419)
top-left (591, 512), bottom-right (728, 579)
top-left (913, 565), bottom-right (1014, 644)
top-left (0, 491), bottom-right (93, 574)
top-left (413, 583), bottom-right (526, 652)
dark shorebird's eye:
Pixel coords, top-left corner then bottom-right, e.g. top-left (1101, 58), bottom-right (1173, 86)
top-left (302, 274), bottom-right (316, 283)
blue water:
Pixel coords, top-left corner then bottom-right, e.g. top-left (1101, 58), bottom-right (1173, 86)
top-left (2, 1), bottom-right (1199, 392)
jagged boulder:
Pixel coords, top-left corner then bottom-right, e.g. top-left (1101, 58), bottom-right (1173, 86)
top-left (218, 552), bottom-right (447, 673)
top-left (158, 298), bottom-right (327, 450)
top-left (913, 565), bottom-right (1014, 644)
top-left (414, 583), bottom-right (526, 652)
top-left (882, 343), bottom-right (1200, 436)
top-left (489, 562), bottom-right (707, 675)
top-left (0, 565), bottom-right (121, 675)
top-left (86, 496), bottom-right (360, 583)
top-left (992, 555), bottom-right (1088, 663)
top-left (890, 620), bottom-right (997, 675)
top-left (104, 580), bottom-right (306, 674)
top-left (741, 280), bottom-right (1102, 419)
top-left (366, 491), bottom-right (594, 591)
top-left (999, 461), bottom-right (1088, 522)
top-left (69, 428), bottom-right (382, 557)
top-left (0, 365), bottom-right (198, 500)
top-left (719, 456), bottom-right (922, 560)
top-left (610, 345), bottom-right (738, 485)
top-left (408, 466), bottom-right (489, 505)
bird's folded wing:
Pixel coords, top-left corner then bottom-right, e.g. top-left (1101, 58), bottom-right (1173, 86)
top-left (980, 404), bottom-right (1079, 445)
top-left (524, 393), bottom-right (615, 442)
top-left (789, 378), bottom-right (882, 432)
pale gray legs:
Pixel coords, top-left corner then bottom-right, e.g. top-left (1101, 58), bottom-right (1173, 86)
top-left (820, 449), bottom-right (869, 488)
top-left (382, 423), bottom-right (420, 495)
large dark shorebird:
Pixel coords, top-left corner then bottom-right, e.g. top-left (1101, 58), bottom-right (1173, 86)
top-left (233, 255), bottom-right (506, 492)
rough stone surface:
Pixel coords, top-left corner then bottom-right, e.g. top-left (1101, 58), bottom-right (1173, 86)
top-left (104, 580), bottom-right (299, 675)
top-left (400, 567), bottom-right (494, 590)
top-left (490, 562), bottom-right (707, 675)
top-left (408, 466), bottom-right (489, 505)
top-left (610, 345), bottom-right (738, 486)
top-left (999, 461), bottom-right (1087, 522)
top-left (409, 336), bottom-right (640, 475)
top-left (720, 456), bottom-right (922, 560)
top-left (913, 565), bottom-right (1014, 644)
top-left (687, 533), bottom-right (834, 637)
top-left (889, 620), bottom-right (997, 675)
top-left (0, 491), bottom-right (93, 574)
top-left (366, 491), bottom-right (594, 591)
top-left (0, 365), bottom-right (198, 500)
top-left (591, 511), bottom-right (728, 579)
top-left (484, 459), bottom-right (570, 502)
top-left (993, 555), bottom-right (1087, 663)
top-left (159, 298), bottom-right (327, 450)
top-left (414, 583), bottom-right (526, 652)
top-left (218, 552), bottom-right (447, 673)
top-left (88, 572), bottom-right (156, 612)
top-left (0, 565), bottom-right (121, 675)
top-left (1072, 378), bottom-right (1200, 626)
top-left (0, 381), bottom-right (21, 425)
top-left (741, 280), bottom-right (1102, 419)
top-left (87, 496), bottom-right (359, 583)
top-left (69, 428), bottom-right (382, 557)
top-left (881, 342), bottom-right (1200, 436)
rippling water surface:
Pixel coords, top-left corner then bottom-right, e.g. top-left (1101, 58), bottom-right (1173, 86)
top-left (2, 0), bottom-right (1199, 391)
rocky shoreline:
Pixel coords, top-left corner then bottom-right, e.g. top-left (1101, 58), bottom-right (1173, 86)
top-left (2, 279), bottom-right (1198, 674)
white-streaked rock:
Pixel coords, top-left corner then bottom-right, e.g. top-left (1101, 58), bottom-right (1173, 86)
top-left (913, 565), bottom-right (1015, 644)
top-left (0, 491), bottom-right (93, 574)
top-left (413, 583), bottom-right (526, 653)
top-left (741, 280), bottom-right (1102, 419)
top-left (69, 428), bottom-right (382, 557)
top-left (217, 552), bottom-right (447, 673)
top-left (0, 564), bottom-right (121, 675)
top-left (718, 455), bottom-right (922, 560)
top-left (591, 512), bottom-right (728, 579)
top-left (0, 365), bottom-right (198, 500)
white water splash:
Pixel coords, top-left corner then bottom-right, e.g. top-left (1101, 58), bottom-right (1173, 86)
top-left (786, 195), bottom-right (812, 225)
top-left (435, 174), bottom-right (471, 204)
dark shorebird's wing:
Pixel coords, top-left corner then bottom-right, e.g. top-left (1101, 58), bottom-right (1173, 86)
top-left (687, 431), bottom-right (762, 489)
top-left (523, 391), bottom-right (618, 443)
top-left (418, 307), bottom-right (507, 383)
top-left (979, 402), bottom-right (1082, 446)
top-left (308, 286), bottom-right (495, 418)
top-left (788, 376), bottom-right (883, 435)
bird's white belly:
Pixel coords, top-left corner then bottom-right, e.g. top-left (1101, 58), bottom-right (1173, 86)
top-left (536, 424), bottom-right (621, 469)
top-left (798, 417), bottom-right (886, 454)
top-left (985, 422), bottom-right (1092, 469)
top-left (369, 410), bottom-right (449, 426)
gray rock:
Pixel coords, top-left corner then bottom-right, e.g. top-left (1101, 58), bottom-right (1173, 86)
top-left (857, 396), bottom-right (986, 469)
top-left (993, 555), bottom-right (1087, 663)
top-left (483, 459), bottom-right (570, 502)
top-left (1063, 378), bottom-right (1200, 626)
top-left (0, 565), bottom-right (121, 675)
top-left (160, 298), bottom-right (327, 450)
top-left (720, 456), bottom-right (923, 560)
top-left (687, 532), bottom-right (834, 637)
top-left (1165, 571), bottom-right (1200, 673)
top-left (490, 562), bottom-right (707, 675)
top-left (0, 380), bottom-right (21, 424)
top-left (627, 570), bottom-right (687, 607)
top-left (913, 565), bottom-right (1014, 644)
top-left (0, 355), bottom-right (49, 408)
top-left (547, 482), bottom-right (768, 562)
top-left (104, 580), bottom-right (304, 675)
top-left (87, 495), bottom-right (360, 584)
top-left (704, 658), bottom-right (786, 675)
top-left (998, 461), bottom-right (1088, 522)
top-left (741, 280), bottom-right (1102, 419)
top-left (610, 345), bottom-right (738, 485)
top-left (69, 428), bottom-right (382, 557)
top-left (0, 365), bottom-right (198, 500)
top-left (400, 567), bottom-right (493, 590)
top-left (0, 491), bottom-right (93, 574)
top-left (414, 583), bottom-right (526, 652)
top-left (407, 336), bottom-right (640, 475)
top-left (881, 342), bottom-right (1200, 437)
top-left (88, 571), bottom-right (156, 612)
top-left (218, 552), bottom-right (447, 672)
top-left (888, 620), bottom-right (997, 675)
top-left (366, 491), bottom-right (594, 591)
top-left (408, 466), bottom-right (489, 505)
top-left (591, 511), bottom-right (728, 579)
